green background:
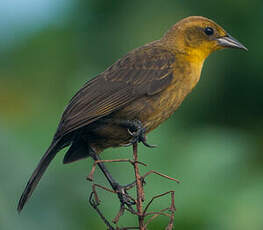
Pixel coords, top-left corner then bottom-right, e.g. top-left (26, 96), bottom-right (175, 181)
top-left (1, 0), bottom-right (262, 229)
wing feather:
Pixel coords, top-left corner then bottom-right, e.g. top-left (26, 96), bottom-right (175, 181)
top-left (54, 45), bottom-right (175, 139)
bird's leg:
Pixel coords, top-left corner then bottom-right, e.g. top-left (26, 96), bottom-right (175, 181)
top-left (89, 151), bottom-right (136, 208)
top-left (114, 119), bottom-right (157, 148)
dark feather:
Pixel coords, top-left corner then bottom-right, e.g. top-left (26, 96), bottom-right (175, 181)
top-left (17, 139), bottom-right (61, 212)
top-left (63, 138), bottom-right (91, 164)
top-left (55, 45), bottom-right (175, 139)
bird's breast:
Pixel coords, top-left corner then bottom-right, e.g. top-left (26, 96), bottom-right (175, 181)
top-left (115, 62), bottom-right (203, 134)
top-left (142, 83), bottom-right (189, 132)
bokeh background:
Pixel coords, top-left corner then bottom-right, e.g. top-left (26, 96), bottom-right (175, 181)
top-left (1, 0), bottom-right (262, 229)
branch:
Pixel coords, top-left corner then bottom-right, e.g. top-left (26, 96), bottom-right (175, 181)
top-left (87, 143), bottom-right (178, 229)
top-left (132, 143), bottom-right (145, 229)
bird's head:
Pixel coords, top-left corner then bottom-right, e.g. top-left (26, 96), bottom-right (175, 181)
top-left (163, 16), bottom-right (247, 61)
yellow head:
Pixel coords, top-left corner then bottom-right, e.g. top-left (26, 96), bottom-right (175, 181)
top-left (163, 16), bottom-right (247, 61)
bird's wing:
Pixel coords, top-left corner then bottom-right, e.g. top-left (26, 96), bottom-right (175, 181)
top-left (55, 45), bottom-right (175, 138)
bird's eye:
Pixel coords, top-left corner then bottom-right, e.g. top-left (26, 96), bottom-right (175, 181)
top-left (204, 27), bottom-right (214, 36)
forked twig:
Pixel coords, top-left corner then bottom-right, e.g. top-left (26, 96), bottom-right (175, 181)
top-left (143, 190), bottom-right (175, 216)
top-left (87, 143), bottom-right (177, 229)
top-left (87, 158), bottom-right (147, 181)
top-left (142, 170), bottom-right (180, 184)
top-left (143, 191), bottom-right (176, 229)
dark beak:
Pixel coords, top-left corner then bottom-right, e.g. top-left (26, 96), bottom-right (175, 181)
top-left (217, 34), bottom-right (248, 51)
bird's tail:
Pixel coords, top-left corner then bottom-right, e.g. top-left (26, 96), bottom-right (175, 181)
top-left (17, 139), bottom-right (61, 213)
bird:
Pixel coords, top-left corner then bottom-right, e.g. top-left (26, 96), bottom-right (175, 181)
top-left (17, 16), bottom-right (247, 212)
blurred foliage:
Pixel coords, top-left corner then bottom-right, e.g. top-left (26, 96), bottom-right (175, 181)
top-left (0, 0), bottom-right (263, 229)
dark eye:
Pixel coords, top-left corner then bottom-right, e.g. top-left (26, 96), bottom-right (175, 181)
top-left (204, 27), bottom-right (214, 36)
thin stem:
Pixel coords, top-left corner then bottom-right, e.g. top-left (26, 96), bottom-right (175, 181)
top-left (89, 192), bottom-right (115, 230)
top-left (132, 143), bottom-right (145, 230)
top-left (88, 140), bottom-right (177, 229)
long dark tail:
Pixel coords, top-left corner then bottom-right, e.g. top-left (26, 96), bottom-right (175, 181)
top-left (17, 139), bottom-right (61, 213)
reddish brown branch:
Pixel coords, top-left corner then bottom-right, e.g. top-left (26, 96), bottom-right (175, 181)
top-left (166, 191), bottom-right (176, 230)
top-left (132, 143), bottom-right (145, 230)
top-left (142, 170), bottom-right (180, 184)
top-left (143, 190), bottom-right (174, 216)
top-left (87, 158), bottom-right (147, 182)
top-left (143, 191), bottom-right (176, 229)
top-left (88, 143), bottom-right (177, 229)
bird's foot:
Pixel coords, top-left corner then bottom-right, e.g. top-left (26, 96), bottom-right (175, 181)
top-left (124, 120), bottom-right (157, 148)
top-left (113, 183), bottom-right (136, 208)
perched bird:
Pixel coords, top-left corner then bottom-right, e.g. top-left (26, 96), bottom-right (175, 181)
top-left (18, 16), bottom-right (247, 212)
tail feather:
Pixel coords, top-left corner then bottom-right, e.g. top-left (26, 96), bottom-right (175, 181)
top-left (17, 139), bottom-right (61, 213)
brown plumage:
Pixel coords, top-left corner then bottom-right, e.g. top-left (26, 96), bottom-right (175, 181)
top-left (18, 16), bottom-right (247, 212)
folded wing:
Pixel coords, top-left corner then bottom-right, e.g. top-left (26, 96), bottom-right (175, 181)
top-left (55, 45), bottom-right (176, 139)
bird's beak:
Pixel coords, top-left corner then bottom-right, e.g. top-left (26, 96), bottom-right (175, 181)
top-left (217, 34), bottom-right (248, 51)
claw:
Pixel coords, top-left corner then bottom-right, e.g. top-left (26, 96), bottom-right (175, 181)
top-left (115, 184), bottom-right (136, 207)
top-left (127, 123), bottom-right (157, 148)
top-left (127, 128), bottom-right (134, 136)
top-left (121, 142), bottom-right (133, 147)
top-left (140, 135), bottom-right (157, 148)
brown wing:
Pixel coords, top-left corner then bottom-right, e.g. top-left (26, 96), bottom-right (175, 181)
top-left (54, 45), bottom-right (175, 139)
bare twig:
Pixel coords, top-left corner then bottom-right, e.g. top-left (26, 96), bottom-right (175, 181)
top-left (143, 191), bottom-right (176, 229)
top-left (87, 142), bottom-right (177, 229)
top-left (89, 192), bottom-right (115, 230)
top-left (142, 170), bottom-right (180, 184)
top-left (143, 191), bottom-right (175, 216)
top-left (166, 191), bottom-right (176, 230)
top-left (87, 158), bottom-right (146, 182)
top-left (132, 143), bottom-right (145, 229)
